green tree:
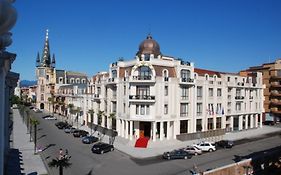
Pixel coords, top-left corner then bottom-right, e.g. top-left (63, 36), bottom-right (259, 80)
top-left (30, 118), bottom-right (40, 154)
top-left (48, 156), bottom-right (71, 175)
top-left (67, 104), bottom-right (74, 125)
top-left (97, 110), bottom-right (104, 126)
top-left (10, 95), bottom-right (20, 106)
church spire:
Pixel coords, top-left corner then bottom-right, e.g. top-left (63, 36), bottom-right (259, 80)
top-left (51, 53), bottom-right (56, 68)
top-left (41, 29), bottom-right (51, 67)
top-left (36, 52), bottom-right (40, 67)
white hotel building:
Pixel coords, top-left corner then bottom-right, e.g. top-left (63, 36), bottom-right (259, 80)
top-left (56, 34), bottom-right (264, 141)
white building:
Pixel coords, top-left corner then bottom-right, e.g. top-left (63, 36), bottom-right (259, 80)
top-left (80, 34), bottom-right (264, 141)
top-left (53, 34), bottom-right (264, 143)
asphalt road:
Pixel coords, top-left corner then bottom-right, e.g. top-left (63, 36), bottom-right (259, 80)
top-left (32, 111), bottom-right (281, 175)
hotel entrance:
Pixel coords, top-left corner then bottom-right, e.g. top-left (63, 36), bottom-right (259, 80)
top-left (139, 122), bottom-right (151, 138)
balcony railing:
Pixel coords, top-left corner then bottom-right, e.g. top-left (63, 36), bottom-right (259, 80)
top-left (129, 76), bottom-right (155, 83)
top-left (133, 76), bottom-right (151, 80)
top-left (107, 78), bottom-right (116, 83)
top-left (180, 77), bottom-right (194, 83)
top-left (129, 95), bottom-right (155, 100)
top-left (271, 82), bottom-right (281, 87)
top-left (235, 96), bottom-right (245, 100)
top-left (180, 113), bottom-right (189, 117)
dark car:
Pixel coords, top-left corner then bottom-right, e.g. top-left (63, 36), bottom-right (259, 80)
top-left (91, 142), bottom-right (114, 154)
top-left (163, 149), bottom-right (193, 160)
top-left (73, 130), bottom-right (89, 137)
top-left (216, 140), bottom-right (234, 148)
top-left (55, 122), bottom-right (69, 129)
top-left (263, 120), bottom-right (275, 126)
top-left (82, 136), bottom-right (99, 144)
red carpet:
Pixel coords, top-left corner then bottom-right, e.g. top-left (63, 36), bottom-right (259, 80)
top-left (135, 137), bottom-right (149, 148)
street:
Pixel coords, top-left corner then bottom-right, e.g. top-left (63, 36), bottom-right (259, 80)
top-left (33, 111), bottom-right (281, 175)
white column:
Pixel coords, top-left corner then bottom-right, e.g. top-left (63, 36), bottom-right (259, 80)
top-left (245, 115), bottom-right (248, 130)
top-left (160, 121), bottom-right (164, 141)
top-left (239, 115), bottom-right (243, 130)
top-left (259, 114), bottom-right (263, 128)
top-left (255, 114), bottom-right (258, 128)
top-left (250, 114), bottom-right (254, 128)
top-left (230, 116), bottom-right (234, 131)
top-left (167, 121), bottom-right (170, 140)
top-left (129, 120), bottom-right (133, 140)
top-left (116, 119), bottom-right (120, 135)
top-left (153, 122), bottom-right (156, 142)
top-left (125, 120), bottom-right (128, 139)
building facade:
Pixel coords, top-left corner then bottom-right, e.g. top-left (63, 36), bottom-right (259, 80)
top-left (35, 30), bottom-right (88, 113)
top-left (243, 59), bottom-right (281, 122)
top-left (0, 1), bottom-right (19, 174)
top-left (41, 34), bottom-right (264, 142)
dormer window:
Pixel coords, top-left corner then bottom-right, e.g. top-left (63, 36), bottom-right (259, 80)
top-left (138, 66), bottom-right (152, 80)
top-left (144, 54), bottom-right (150, 61)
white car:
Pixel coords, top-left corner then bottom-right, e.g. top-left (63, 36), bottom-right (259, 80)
top-left (44, 116), bottom-right (57, 120)
top-left (183, 145), bottom-right (202, 155)
top-left (194, 141), bottom-right (216, 152)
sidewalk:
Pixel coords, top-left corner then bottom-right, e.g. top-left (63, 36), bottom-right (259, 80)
top-left (6, 109), bottom-right (47, 175)
top-left (78, 124), bottom-right (281, 159)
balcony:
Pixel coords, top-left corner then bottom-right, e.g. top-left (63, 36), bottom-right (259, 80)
top-left (129, 95), bottom-right (155, 103)
top-left (235, 96), bottom-right (245, 100)
top-left (180, 113), bottom-right (189, 117)
top-left (180, 77), bottom-right (194, 85)
top-left (107, 78), bottom-right (117, 84)
top-left (271, 90), bottom-right (281, 97)
top-left (92, 94), bottom-right (100, 101)
top-left (271, 99), bottom-right (281, 106)
top-left (129, 76), bottom-right (155, 83)
top-left (271, 107), bottom-right (281, 114)
top-left (270, 82), bottom-right (281, 88)
top-left (271, 72), bottom-right (281, 79)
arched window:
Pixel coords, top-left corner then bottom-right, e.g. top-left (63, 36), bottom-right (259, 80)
top-left (112, 70), bottom-right (117, 78)
top-left (76, 78), bottom-right (80, 84)
top-left (181, 69), bottom-right (190, 79)
top-left (138, 66), bottom-right (152, 80)
top-left (163, 69), bottom-right (169, 81)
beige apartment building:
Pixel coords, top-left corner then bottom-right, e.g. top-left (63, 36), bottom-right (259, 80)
top-left (243, 59), bottom-right (281, 122)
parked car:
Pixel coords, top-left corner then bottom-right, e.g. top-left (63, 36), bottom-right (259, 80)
top-left (73, 130), bottom-right (89, 137)
top-left (216, 140), bottom-right (234, 148)
top-left (33, 108), bottom-right (42, 113)
top-left (64, 127), bottom-right (76, 133)
top-left (195, 141), bottom-right (216, 152)
top-left (183, 145), bottom-right (202, 155)
top-left (163, 149), bottom-right (193, 160)
top-left (44, 116), bottom-right (57, 120)
top-left (82, 136), bottom-right (99, 144)
top-left (263, 120), bottom-right (275, 126)
top-left (91, 142), bottom-right (114, 154)
top-left (55, 122), bottom-right (69, 129)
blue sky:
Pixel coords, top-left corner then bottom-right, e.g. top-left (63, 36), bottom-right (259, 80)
top-left (9, 0), bottom-right (281, 80)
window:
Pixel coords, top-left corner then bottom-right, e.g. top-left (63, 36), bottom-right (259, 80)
top-left (46, 75), bottom-right (49, 80)
top-left (217, 88), bottom-right (222, 97)
top-left (180, 103), bottom-right (188, 116)
top-left (144, 54), bottom-right (150, 61)
top-left (112, 70), bottom-right (117, 78)
top-left (40, 94), bottom-right (44, 101)
top-left (236, 89), bottom-right (241, 97)
top-left (112, 102), bottom-right (116, 113)
top-left (164, 86), bottom-right (168, 96)
top-left (97, 87), bottom-right (101, 95)
top-left (136, 104), bottom-right (150, 115)
top-left (181, 69), bottom-right (190, 79)
top-left (208, 118), bottom-right (213, 130)
top-left (40, 85), bottom-right (44, 92)
top-left (59, 77), bottom-right (63, 84)
top-left (164, 104), bottom-right (168, 114)
top-left (163, 70), bottom-right (169, 81)
top-left (81, 79), bottom-right (86, 84)
top-left (227, 77), bottom-right (230, 82)
top-left (76, 78), bottom-right (80, 84)
top-left (196, 119), bottom-right (202, 131)
top-left (197, 103), bottom-right (202, 116)
top-left (216, 117), bottom-right (221, 129)
top-left (209, 88), bottom-right (213, 97)
top-left (123, 85), bottom-right (126, 95)
top-left (180, 120), bottom-right (188, 134)
top-left (136, 86), bottom-right (150, 98)
top-left (236, 103), bottom-right (241, 111)
top-left (123, 103), bottom-right (126, 113)
top-left (197, 86), bottom-right (202, 99)
top-left (181, 87), bottom-right (189, 99)
top-left (216, 103), bottom-right (222, 114)
top-left (208, 103), bottom-right (214, 115)
top-left (138, 66), bottom-right (151, 79)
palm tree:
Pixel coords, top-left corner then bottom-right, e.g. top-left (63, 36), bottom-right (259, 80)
top-left (88, 109), bottom-right (95, 135)
top-left (67, 104), bottom-right (74, 125)
top-left (48, 156), bottom-right (71, 175)
top-left (108, 113), bottom-right (116, 130)
top-left (30, 118), bottom-right (40, 154)
top-left (97, 110), bottom-right (104, 126)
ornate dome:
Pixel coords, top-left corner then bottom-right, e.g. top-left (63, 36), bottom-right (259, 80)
top-left (137, 34), bottom-right (161, 57)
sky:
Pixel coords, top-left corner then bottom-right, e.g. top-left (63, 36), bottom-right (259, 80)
top-left (9, 0), bottom-right (281, 80)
